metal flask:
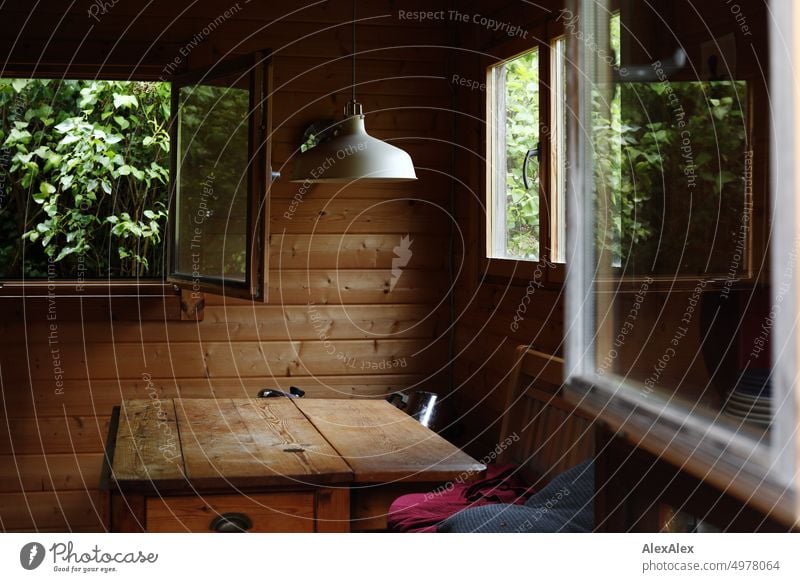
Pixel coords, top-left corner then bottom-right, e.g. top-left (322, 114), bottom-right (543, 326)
top-left (404, 391), bottom-right (440, 429)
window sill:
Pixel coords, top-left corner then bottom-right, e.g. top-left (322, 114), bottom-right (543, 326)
top-left (0, 280), bottom-right (178, 297)
top-left (482, 256), bottom-right (566, 287)
top-left (0, 280), bottom-right (187, 321)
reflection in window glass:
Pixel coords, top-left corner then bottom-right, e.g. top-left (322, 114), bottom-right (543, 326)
top-left (587, 4), bottom-right (767, 431)
top-left (595, 13), bottom-right (750, 277)
top-left (175, 82), bottom-right (249, 282)
top-left (597, 80), bottom-right (749, 277)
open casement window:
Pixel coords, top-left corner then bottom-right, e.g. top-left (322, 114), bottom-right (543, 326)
top-left (168, 52), bottom-right (272, 302)
top-left (565, 0), bottom-right (800, 526)
top-left (484, 21), bottom-right (568, 281)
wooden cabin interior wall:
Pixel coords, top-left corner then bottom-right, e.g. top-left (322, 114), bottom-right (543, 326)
top-left (0, 0), bottom-right (458, 532)
top-left (0, 0), bottom-right (774, 533)
top-left (447, 0), bottom-right (771, 463)
top-left (448, 0), bottom-right (565, 458)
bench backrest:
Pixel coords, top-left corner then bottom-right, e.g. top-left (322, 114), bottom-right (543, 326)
top-left (498, 346), bottom-right (595, 486)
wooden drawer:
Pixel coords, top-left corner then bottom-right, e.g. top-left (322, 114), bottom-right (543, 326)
top-left (146, 492), bottom-right (316, 532)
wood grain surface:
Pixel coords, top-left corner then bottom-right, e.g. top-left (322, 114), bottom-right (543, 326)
top-left (112, 399), bottom-right (184, 486)
top-left (174, 398), bottom-right (352, 488)
top-left (111, 398), bottom-right (483, 490)
top-left (296, 399), bottom-right (485, 482)
top-left (0, 0), bottom-right (455, 531)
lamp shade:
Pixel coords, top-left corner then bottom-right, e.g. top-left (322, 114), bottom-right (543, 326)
top-left (291, 112), bottom-right (417, 183)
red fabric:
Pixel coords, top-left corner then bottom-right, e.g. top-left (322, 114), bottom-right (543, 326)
top-left (387, 464), bottom-right (538, 532)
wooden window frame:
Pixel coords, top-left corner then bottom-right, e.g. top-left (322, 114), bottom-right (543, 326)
top-left (167, 51), bottom-right (273, 302)
top-left (482, 21), bottom-right (567, 287)
top-left (564, 0), bottom-right (800, 527)
top-left (0, 53), bottom-right (274, 308)
top-left (0, 66), bottom-right (178, 303)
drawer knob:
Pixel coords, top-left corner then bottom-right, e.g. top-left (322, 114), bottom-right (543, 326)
top-left (209, 512), bottom-right (253, 533)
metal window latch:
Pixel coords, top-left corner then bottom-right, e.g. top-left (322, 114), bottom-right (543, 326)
top-left (523, 143), bottom-right (540, 190)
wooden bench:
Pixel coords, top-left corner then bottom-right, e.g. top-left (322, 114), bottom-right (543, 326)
top-left (496, 346), bottom-right (595, 486)
top-left (384, 346), bottom-right (597, 532)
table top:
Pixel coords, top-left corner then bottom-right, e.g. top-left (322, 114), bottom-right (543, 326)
top-left (111, 398), bottom-right (485, 492)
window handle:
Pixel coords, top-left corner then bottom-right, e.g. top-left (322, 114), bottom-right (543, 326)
top-left (523, 144), bottom-right (540, 190)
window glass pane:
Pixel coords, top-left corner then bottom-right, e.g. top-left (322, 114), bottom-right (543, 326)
top-left (585, 2), bottom-right (770, 430)
top-left (504, 48), bottom-right (540, 260)
top-left (599, 84), bottom-right (750, 275)
top-left (596, 14), bottom-right (750, 278)
top-left (489, 47), bottom-right (540, 261)
top-left (174, 76), bottom-right (250, 282)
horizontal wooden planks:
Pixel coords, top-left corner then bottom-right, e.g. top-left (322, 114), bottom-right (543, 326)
top-left (275, 77), bottom-right (449, 101)
top-left (0, 490), bottom-right (104, 531)
top-left (1, 304), bottom-right (446, 343)
top-left (270, 198), bottom-right (450, 234)
top-left (0, 415), bottom-right (110, 455)
top-left (2, 338), bottom-right (447, 381)
top-left (265, 269), bottom-right (448, 304)
top-left (268, 234), bottom-right (448, 270)
top-left (274, 103), bottom-right (453, 146)
top-left (274, 103), bottom-right (454, 136)
top-left (205, 338), bottom-right (447, 378)
top-left (275, 55), bottom-right (446, 90)
top-left (0, 453), bottom-right (104, 493)
top-left (0, 0), bottom-right (451, 23)
top-left (1, 11), bottom-right (452, 58)
top-left (0, 295), bottom-right (181, 322)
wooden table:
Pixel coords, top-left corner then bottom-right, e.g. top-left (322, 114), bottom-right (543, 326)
top-left (104, 398), bottom-right (485, 532)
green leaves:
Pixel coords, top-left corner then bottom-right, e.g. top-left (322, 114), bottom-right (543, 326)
top-left (112, 93), bottom-right (139, 110)
top-left (11, 79), bottom-right (29, 92)
top-left (54, 118), bottom-right (78, 133)
top-left (6, 127), bottom-right (32, 144)
top-left (79, 84), bottom-right (99, 108)
top-left (2, 79), bottom-right (171, 277)
top-left (32, 181), bottom-right (56, 203)
top-left (592, 72), bottom-right (749, 274)
top-left (501, 47), bottom-right (541, 260)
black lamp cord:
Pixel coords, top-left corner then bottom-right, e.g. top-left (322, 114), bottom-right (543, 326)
top-left (352, 0), bottom-right (356, 103)
top-left (446, 0), bottom-right (457, 397)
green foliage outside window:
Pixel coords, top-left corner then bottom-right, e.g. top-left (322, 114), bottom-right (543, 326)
top-left (0, 79), bottom-right (170, 278)
top-left (594, 81), bottom-right (747, 275)
top-left (593, 12), bottom-right (749, 276)
top-left (503, 48), bottom-right (540, 260)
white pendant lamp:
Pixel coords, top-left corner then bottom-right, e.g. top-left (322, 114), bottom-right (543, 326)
top-left (291, 1), bottom-right (416, 183)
